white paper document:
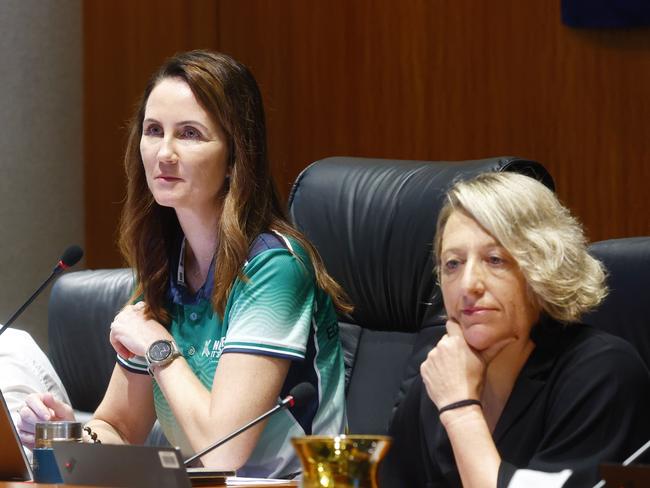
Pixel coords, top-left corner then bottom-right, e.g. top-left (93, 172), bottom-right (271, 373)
top-left (508, 468), bottom-right (572, 488)
top-left (227, 477), bottom-right (295, 486)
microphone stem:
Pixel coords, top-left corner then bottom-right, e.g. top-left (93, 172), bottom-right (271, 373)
top-left (623, 438), bottom-right (650, 466)
top-left (0, 269), bottom-right (59, 337)
top-left (184, 398), bottom-right (290, 467)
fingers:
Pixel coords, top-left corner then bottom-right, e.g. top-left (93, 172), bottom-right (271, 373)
top-left (445, 318), bottom-right (515, 364)
top-left (17, 393), bottom-right (74, 448)
top-left (112, 339), bottom-right (134, 359)
top-left (17, 393), bottom-right (54, 447)
top-left (110, 301), bottom-right (169, 358)
top-left (420, 334), bottom-right (484, 407)
top-left (21, 393), bottom-right (74, 424)
top-left (121, 301), bottom-right (145, 315)
top-left (41, 394), bottom-right (75, 421)
top-left (445, 318), bottom-right (463, 338)
top-left (119, 300), bottom-right (145, 313)
top-left (480, 336), bottom-right (517, 364)
top-left (24, 393), bottom-right (55, 422)
top-left (116, 347), bottom-right (134, 359)
top-left (109, 327), bottom-right (134, 359)
top-left (18, 404), bottom-right (47, 434)
top-left (18, 429), bottom-right (35, 449)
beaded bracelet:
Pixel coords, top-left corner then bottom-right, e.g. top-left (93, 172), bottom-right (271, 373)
top-left (438, 399), bottom-right (482, 415)
top-left (83, 426), bottom-right (102, 444)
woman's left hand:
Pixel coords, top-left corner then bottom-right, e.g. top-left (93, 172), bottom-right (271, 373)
top-left (109, 302), bottom-right (172, 359)
top-left (420, 319), bottom-right (514, 409)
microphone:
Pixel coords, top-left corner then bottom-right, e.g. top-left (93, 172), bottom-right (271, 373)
top-left (184, 382), bottom-right (316, 467)
top-left (592, 438), bottom-right (650, 488)
top-left (0, 244), bottom-right (83, 337)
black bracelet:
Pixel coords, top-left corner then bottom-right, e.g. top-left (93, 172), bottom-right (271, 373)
top-left (438, 399), bottom-right (482, 415)
top-left (83, 426), bottom-right (102, 444)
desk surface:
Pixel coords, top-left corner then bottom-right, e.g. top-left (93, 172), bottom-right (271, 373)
top-left (0, 481), bottom-right (298, 487)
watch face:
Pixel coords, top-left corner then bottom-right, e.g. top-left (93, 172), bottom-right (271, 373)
top-left (149, 341), bottom-right (172, 361)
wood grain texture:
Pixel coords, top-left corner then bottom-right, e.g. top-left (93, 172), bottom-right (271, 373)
top-left (84, 0), bottom-right (650, 267)
top-left (83, 0), bottom-right (219, 267)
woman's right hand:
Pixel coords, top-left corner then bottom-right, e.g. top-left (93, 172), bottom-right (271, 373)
top-left (420, 319), bottom-right (514, 409)
top-left (17, 392), bottom-right (75, 448)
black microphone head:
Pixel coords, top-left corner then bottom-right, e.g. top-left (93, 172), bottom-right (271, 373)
top-left (289, 382), bottom-right (316, 407)
top-left (59, 245), bottom-right (84, 269)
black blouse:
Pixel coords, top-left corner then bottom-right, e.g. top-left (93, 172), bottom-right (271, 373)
top-left (380, 319), bottom-right (650, 487)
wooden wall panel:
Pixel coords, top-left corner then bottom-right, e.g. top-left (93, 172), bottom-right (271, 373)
top-left (83, 0), bottom-right (219, 267)
top-left (84, 1), bottom-right (650, 267)
top-left (216, 0), bottom-right (650, 241)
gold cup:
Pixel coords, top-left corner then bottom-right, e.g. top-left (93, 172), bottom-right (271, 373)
top-left (292, 435), bottom-right (391, 488)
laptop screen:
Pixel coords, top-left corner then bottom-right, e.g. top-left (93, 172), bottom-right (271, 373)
top-left (53, 442), bottom-right (193, 488)
top-left (0, 389), bottom-right (32, 481)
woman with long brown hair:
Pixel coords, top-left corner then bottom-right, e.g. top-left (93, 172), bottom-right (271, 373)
top-left (19, 50), bottom-right (350, 478)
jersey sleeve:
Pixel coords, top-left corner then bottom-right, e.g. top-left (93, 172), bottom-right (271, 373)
top-left (222, 248), bottom-right (316, 361)
top-left (114, 280), bottom-right (149, 374)
top-left (116, 354), bottom-right (148, 375)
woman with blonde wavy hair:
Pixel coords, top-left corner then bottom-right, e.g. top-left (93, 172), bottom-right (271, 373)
top-left (18, 50), bottom-right (350, 478)
top-left (382, 172), bottom-right (650, 487)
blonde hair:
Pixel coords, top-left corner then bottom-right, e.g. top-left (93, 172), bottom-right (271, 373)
top-left (433, 172), bottom-right (607, 323)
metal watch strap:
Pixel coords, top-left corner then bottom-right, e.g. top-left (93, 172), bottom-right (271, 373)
top-left (146, 339), bottom-right (181, 376)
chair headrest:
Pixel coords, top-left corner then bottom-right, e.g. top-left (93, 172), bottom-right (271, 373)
top-left (288, 156), bottom-right (553, 332)
top-left (585, 237), bottom-right (650, 369)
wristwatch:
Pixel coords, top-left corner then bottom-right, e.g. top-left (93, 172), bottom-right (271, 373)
top-left (145, 339), bottom-right (181, 376)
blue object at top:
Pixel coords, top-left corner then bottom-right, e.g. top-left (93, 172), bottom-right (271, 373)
top-left (562, 0), bottom-right (650, 28)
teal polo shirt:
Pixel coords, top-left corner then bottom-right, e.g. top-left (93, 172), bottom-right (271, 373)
top-left (118, 232), bottom-right (346, 478)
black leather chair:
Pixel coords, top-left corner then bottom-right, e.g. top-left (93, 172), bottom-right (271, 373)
top-left (49, 269), bottom-right (133, 413)
top-left (584, 237), bottom-right (650, 370)
top-left (48, 156), bottom-right (554, 433)
top-left (287, 156), bottom-right (553, 433)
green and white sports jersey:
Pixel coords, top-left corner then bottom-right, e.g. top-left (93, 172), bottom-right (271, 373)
top-left (118, 232), bottom-right (346, 478)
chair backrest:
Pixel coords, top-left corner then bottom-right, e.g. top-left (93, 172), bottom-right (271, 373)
top-left (288, 156), bottom-right (553, 433)
top-left (584, 237), bottom-right (650, 370)
top-left (48, 156), bottom-right (555, 428)
top-left (49, 269), bottom-right (133, 412)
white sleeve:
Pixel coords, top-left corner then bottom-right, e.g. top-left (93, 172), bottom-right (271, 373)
top-left (0, 328), bottom-right (70, 419)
